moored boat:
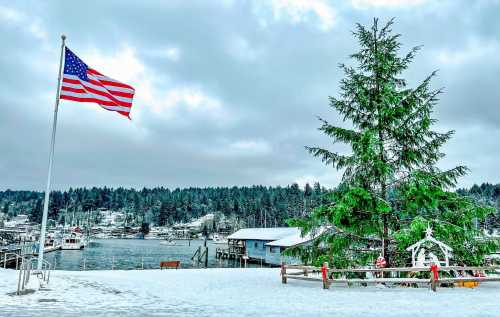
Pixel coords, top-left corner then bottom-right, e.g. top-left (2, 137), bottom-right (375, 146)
top-left (212, 233), bottom-right (228, 245)
top-left (61, 229), bottom-right (85, 250)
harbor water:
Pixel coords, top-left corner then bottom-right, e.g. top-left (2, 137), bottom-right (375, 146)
top-left (42, 239), bottom-right (256, 270)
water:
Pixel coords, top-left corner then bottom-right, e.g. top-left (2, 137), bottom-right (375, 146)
top-left (42, 239), bottom-right (254, 270)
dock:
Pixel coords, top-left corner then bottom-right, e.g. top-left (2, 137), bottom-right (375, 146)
top-left (215, 247), bottom-right (243, 260)
top-left (0, 248), bottom-right (23, 269)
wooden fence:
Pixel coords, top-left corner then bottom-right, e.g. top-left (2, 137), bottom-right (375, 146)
top-left (281, 263), bottom-right (500, 292)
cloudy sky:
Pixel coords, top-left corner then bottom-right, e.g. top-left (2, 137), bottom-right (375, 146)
top-left (0, 0), bottom-right (499, 190)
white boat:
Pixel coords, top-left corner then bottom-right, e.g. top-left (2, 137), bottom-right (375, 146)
top-left (160, 237), bottom-right (177, 246)
top-left (33, 235), bottom-right (61, 255)
top-left (212, 233), bottom-right (228, 245)
top-left (44, 237), bottom-right (61, 252)
top-left (61, 232), bottom-right (85, 250)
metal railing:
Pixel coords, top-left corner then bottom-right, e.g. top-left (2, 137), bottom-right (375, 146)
top-left (4, 253), bottom-right (53, 295)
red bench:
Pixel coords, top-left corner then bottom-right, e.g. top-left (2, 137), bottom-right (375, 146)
top-left (160, 260), bottom-right (181, 269)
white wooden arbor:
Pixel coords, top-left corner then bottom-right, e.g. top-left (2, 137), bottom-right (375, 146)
top-left (406, 226), bottom-right (453, 267)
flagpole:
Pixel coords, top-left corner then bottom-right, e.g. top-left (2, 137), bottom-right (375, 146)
top-left (37, 34), bottom-right (66, 270)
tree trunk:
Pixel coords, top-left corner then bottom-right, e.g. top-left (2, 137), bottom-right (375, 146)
top-left (373, 20), bottom-right (390, 266)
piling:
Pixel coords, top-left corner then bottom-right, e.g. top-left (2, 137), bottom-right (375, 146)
top-left (204, 246), bottom-right (208, 268)
top-left (281, 262), bottom-right (287, 284)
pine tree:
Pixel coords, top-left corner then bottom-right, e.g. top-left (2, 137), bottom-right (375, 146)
top-left (290, 18), bottom-right (497, 267)
top-left (158, 201), bottom-right (169, 226)
top-left (30, 199), bottom-right (43, 224)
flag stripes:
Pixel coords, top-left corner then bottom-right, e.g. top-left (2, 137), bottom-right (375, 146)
top-left (59, 47), bottom-right (135, 118)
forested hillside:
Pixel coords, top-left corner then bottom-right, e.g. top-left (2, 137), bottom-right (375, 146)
top-left (0, 184), bottom-right (329, 228)
top-left (1, 183), bottom-right (498, 229)
top-left (457, 183), bottom-right (500, 230)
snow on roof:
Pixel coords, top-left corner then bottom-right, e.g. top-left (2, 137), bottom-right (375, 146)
top-left (227, 227), bottom-right (300, 241)
top-left (266, 228), bottom-right (324, 247)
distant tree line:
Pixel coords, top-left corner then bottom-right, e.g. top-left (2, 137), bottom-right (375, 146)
top-left (0, 183), bottom-right (498, 230)
top-left (0, 184), bottom-right (329, 228)
top-left (457, 183), bottom-right (500, 230)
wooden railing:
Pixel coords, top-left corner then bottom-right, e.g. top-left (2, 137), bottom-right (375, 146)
top-left (281, 263), bottom-right (500, 292)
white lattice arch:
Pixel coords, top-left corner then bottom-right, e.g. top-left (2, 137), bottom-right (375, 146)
top-left (405, 226), bottom-right (453, 267)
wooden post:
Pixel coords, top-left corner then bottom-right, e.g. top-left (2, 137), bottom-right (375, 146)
top-left (430, 264), bottom-right (439, 292)
top-left (322, 262), bottom-right (330, 289)
top-left (204, 246), bottom-right (208, 268)
top-left (281, 262), bottom-right (287, 284)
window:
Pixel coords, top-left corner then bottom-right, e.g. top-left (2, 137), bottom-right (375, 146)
top-left (254, 242), bottom-right (258, 248)
top-left (270, 246), bottom-right (278, 254)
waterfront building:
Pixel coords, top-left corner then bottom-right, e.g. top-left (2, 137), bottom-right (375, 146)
top-left (227, 227), bottom-right (300, 262)
top-left (265, 232), bottom-right (316, 265)
top-left (4, 214), bottom-right (30, 228)
top-left (99, 210), bottom-right (126, 226)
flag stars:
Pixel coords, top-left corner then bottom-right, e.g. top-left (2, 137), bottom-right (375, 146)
top-left (63, 47), bottom-right (89, 81)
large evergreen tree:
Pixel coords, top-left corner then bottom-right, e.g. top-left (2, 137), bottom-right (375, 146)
top-left (290, 18), bottom-right (497, 267)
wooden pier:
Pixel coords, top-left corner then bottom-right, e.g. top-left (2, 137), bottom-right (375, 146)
top-left (215, 239), bottom-right (245, 260)
top-left (216, 247), bottom-right (243, 260)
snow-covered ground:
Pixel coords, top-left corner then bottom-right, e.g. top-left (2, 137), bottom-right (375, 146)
top-left (1, 268), bottom-right (499, 317)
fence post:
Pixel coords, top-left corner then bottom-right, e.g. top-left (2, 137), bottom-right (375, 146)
top-left (281, 262), bottom-right (287, 284)
top-left (430, 264), bottom-right (439, 292)
top-left (322, 262), bottom-right (330, 289)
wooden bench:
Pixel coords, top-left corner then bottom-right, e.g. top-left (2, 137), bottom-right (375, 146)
top-left (160, 260), bottom-right (181, 269)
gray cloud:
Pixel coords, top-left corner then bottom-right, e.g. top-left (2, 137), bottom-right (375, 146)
top-left (0, 0), bottom-right (498, 190)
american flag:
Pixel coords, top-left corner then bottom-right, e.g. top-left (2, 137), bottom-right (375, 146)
top-left (60, 47), bottom-right (135, 119)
